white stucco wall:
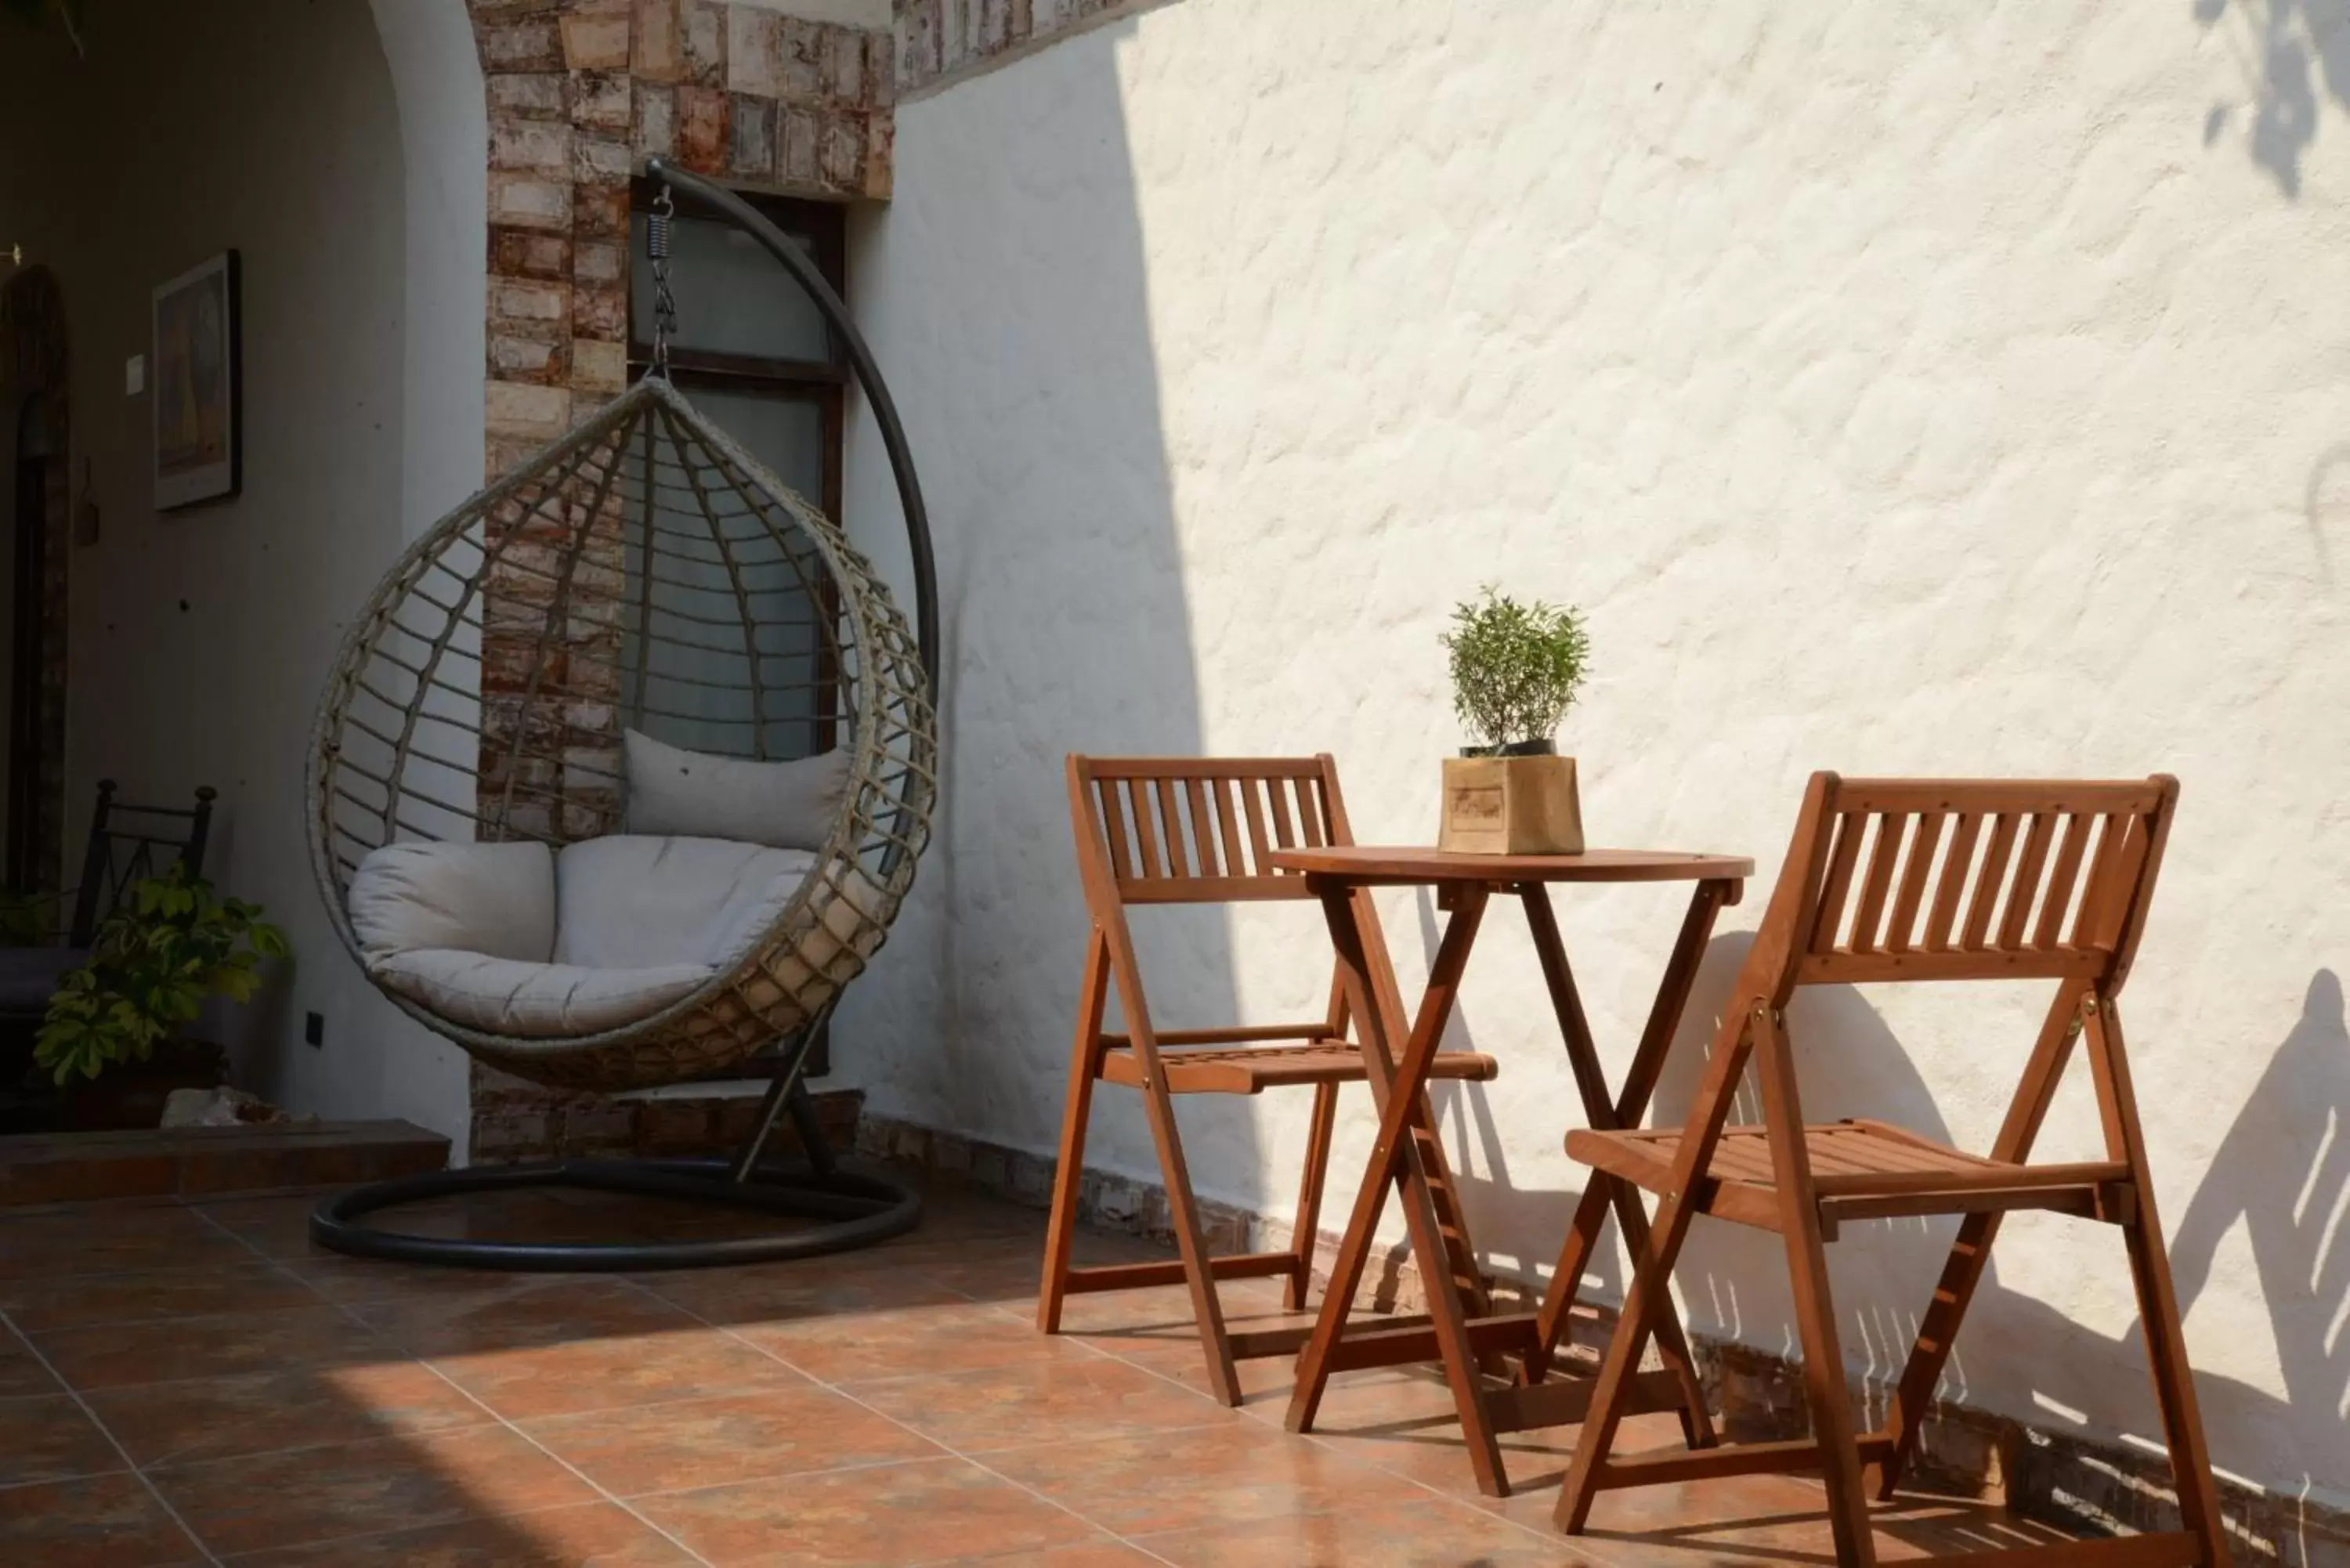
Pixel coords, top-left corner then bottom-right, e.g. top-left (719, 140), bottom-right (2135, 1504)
top-left (0, 0), bottom-right (479, 1148)
top-left (842, 0), bottom-right (2350, 1508)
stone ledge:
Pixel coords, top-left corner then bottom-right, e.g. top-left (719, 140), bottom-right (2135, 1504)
top-left (471, 1064), bottom-right (863, 1164)
top-left (0, 1121), bottom-right (450, 1207)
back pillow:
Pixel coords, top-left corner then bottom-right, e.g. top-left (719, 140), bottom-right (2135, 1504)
top-left (624, 730), bottom-right (848, 852)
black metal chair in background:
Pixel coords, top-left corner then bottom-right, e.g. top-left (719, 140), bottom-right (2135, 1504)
top-left (0, 779), bottom-right (216, 1022)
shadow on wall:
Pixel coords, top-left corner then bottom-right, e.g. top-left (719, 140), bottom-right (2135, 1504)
top-left (2196, 0), bottom-right (2350, 196)
top-left (844, 18), bottom-right (1267, 1212)
top-left (1638, 941), bottom-right (2350, 1507)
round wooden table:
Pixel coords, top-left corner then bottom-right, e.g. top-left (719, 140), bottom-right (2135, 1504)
top-left (1264, 844), bottom-right (1752, 1498)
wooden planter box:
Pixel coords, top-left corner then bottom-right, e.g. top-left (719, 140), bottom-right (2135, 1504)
top-left (1439, 754), bottom-right (1584, 855)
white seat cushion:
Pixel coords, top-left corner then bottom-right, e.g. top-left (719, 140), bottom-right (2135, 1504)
top-left (347, 840), bottom-right (554, 963)
top-left (624, 730), bottom-right (848, 851)
top-left (555, 835), bottom-right (815, 972)
top-left (346, 833), bottom-right (817, 1040)
top-left (372, 949), bottom-right (710, 1038)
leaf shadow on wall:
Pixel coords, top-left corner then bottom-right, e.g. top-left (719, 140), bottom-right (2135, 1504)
top-left (2195, 0), bottom-right (2350, 197)
top-left (1647, 945), bottom-right (2350, 1515)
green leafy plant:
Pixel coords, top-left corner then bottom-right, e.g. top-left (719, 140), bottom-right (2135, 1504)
top-left (34, 862), bottom-right (286, 1086)
top-left (1441, 586), bottom-right (1592, 752)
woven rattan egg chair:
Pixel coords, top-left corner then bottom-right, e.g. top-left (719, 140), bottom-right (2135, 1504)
top-left (306, 161), bottom-right (938, 1270)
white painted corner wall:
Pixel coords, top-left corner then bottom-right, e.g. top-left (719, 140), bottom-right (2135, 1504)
top-left (838, 0), bottom-right (2350, 1508)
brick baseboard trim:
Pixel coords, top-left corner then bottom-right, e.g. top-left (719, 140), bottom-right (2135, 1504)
top-left (471, 1071), bottom-right (863, 1165)
top-left (855, 1110), bottom-right (2347, 1568)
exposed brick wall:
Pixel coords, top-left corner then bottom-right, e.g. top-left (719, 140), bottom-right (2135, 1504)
top-left (468, 1065), bottom-right (863, 1164)
top-left (0, 265), bottom-right (70, 897)
top-left (461, 0), bottom-right (894, 1159)
top-left (893, 0), bottom-right (1170, 100)
top-left (469, 0), bottom-right (893, 477)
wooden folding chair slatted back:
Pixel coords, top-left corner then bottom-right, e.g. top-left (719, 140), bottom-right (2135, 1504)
top-left (1039, 753), bottom-right (1498, 1407)
top-left (1556, 773), bottom-right (2227, 1568)
top-left (1079, 757), bottom-right (1338, 903)
top-left (1795, 779), bottom-right (2167, 989)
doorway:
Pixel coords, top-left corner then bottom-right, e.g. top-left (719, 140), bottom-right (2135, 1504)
top-left (0, 262), bottom-right (70, 897)
top-left (7, 395), bottom-right (49, 888)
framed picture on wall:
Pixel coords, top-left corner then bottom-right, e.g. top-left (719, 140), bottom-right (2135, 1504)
top-left (152, 250), bottom-right (241, 509)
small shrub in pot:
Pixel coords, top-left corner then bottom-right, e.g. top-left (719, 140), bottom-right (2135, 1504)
top-left (1437, 588), bottom-right (1589, 852)
top-left (35, 862), bottom-right (286, 1124)
top-left (1441, 587), bottom-right (1591, 756)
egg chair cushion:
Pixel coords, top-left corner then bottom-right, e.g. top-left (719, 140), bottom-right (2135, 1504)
top-left (371, 950), bottom-right (714, 1038)
top-left (554, 835), bottom-right (816, 972)
top-left (347, 840), bottom-right (555, 964)
top-left (346, 833), bottom-right (822, 1039)
top-left (623, 730), bottom-right (850, 852)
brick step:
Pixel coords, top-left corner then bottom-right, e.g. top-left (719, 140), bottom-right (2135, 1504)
top-left (0, 1120), bottom-right (449, 1207)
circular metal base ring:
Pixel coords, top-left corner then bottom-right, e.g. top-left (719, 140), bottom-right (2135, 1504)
top-left (309, 1157), bottom-right (922, 1272)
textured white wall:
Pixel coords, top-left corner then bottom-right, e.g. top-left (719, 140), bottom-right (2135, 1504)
top-left (0, 0), bottom-right (475, 1147)
top-left (843, 0), bottom-right (2350, 1508)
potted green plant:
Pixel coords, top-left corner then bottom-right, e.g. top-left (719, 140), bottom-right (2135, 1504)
top-left (1437, 587), bottom-right (1591, 854)
top-left (35, 861), bottom-right (286, 1129)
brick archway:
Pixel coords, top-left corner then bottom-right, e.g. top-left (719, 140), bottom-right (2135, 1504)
top-left (0, 265), bottom-right (70, 896)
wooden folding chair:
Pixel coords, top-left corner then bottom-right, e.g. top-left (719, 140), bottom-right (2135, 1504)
top-left (1556, 774), bottom-right (2228, 1568)
top-left (1038, 754), bottom-right (1500, 1406)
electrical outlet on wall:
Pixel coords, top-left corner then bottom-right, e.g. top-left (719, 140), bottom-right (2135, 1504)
top-left (304, 1011), bottom-right (325, 1048)
top-left (124, 353), bottom-right (144, 396)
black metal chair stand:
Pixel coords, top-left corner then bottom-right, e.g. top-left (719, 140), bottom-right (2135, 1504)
top-left (310, 1042), bottom-right (921, 1271)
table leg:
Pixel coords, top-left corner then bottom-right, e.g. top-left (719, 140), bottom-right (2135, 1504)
top-left (1522, 880), bottom-right (1732, 1445)
top-left (1349, 887), bottom-right (1494, 1321)
top-left (1285, 879), bottom-right (1510, 1494)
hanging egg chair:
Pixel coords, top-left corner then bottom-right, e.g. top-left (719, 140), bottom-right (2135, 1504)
top-left (305, 161), bottom-right (938, 1270)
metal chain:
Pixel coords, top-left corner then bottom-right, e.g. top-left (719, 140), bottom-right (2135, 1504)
top-left (646, 184), bottom-right (678, 379)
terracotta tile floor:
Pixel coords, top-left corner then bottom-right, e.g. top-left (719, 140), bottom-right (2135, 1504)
top-left (0, 1181), bottom-right (2085, 1566)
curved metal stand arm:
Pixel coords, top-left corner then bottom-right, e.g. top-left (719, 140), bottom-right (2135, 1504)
top-left (644, 158), bottom-right (938, 697)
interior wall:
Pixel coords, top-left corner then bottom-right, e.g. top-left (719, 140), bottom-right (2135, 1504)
top-left (842, 0), bottom-right (2350, 1508)
top-left (0, 0), bottom-right (479, 1147)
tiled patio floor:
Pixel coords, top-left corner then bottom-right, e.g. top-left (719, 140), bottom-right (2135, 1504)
top-left (0, 1180), bottom-right (2083, 1566)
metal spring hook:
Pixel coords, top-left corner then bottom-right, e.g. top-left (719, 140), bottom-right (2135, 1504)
top-left (647, 184), bottom-right (678, 379)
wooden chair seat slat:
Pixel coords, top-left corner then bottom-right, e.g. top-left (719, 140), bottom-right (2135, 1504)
top-left (1567, 1122), bottom-right (2119, 1222)
top-left (1100, 1042), bottom-right (1499, 1095)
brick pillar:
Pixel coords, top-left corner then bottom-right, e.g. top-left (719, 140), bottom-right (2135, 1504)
top-left (461, 0), bottom-right (895, 1161)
